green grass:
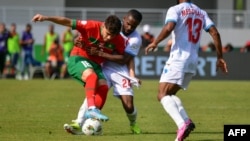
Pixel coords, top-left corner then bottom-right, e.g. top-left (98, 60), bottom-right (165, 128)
top-left (0, 79), bottom-right (249, 141)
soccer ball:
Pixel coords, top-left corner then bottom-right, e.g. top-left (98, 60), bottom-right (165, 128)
top-left (82, 118), bottom-right (102, 135)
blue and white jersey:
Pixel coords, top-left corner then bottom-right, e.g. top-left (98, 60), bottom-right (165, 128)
top-left (165, 2), bottom-right (214, 73)
top-left (102, 30), bottom-right (142, 89)
top-left (102, 30), bottom-right (142, 73)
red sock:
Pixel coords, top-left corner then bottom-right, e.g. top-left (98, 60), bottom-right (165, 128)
top-left (84, 73), bottom-right (98, 108)
top-left (95, 85), bottom-right (109, 110)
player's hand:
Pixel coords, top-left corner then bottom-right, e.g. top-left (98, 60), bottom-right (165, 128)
top-left (216, 58), bottom-right (228, 74)
top-left (130, 77), bottom-right (141, 87)
top-left (145, 42), bottom-right (157, 55)
top-left (137, 78), bottom-right (142, 85)
top-left (32, 14), bottom-right (47, 22)
top-left (86, 47), bottom-right (99, 56)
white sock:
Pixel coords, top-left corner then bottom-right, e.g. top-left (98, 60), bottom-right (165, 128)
top-left (75, 98), bottom-right (88, 126)
top-left (161, 96), bottom-right (185, 129)
top-left (171, 95), bottom-right (189, 122)
top-left (88, 106), bottom-right (96, 109)
top-left (126, 108), bottom-right (137, 125)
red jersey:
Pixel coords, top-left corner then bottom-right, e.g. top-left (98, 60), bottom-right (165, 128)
top-left (70, 20), bottom-right (127, 65)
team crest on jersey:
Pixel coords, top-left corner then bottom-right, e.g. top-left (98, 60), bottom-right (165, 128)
top-left (88, 37), bottom-right (115, 53)
top-left (81, 20), bottom-right (87, 25)
top-left (131, 44), bottom-right (139, 50)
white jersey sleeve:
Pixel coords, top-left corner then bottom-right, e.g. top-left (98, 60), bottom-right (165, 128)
top-left (123, 31), bottom-right (142, 56)
top-left (165, 7), bottom-right (178, 24)
top-left (203, 11), bottom-right (214, 31)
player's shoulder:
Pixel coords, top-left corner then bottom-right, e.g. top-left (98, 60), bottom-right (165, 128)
top-left (129, 30), bottom-right (141, 38)
top-left (125, 30), bottom-right (141, 39)
top-left (77, 20), bottom-right (101, 29)
top-left (127, 30), bottom-right (141, 42)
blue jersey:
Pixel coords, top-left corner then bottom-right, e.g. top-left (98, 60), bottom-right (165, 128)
top-left (22, 31), bottom-right (34, 51)
top-left (0, 30), bottom-right (9, 52)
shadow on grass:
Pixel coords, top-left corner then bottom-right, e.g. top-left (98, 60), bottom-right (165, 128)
top-left (140, 131), bottom-right (223, 135)
top-left (106, 131), bottom-right (223, 135)
top-left (191, 140), bottom-right (222, 141)
top-left (104, 131), bottom-right (223, 141)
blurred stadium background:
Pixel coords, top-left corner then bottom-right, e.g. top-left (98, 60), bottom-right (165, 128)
top-left (1, 0), bottom-right (250, 80)
top-left (1, 0), bottom-right (250, 47)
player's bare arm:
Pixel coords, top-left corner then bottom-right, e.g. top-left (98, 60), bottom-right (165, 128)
top-left (98, 51), bottom-right (133, 65)
top-left (32, 14), bottom-right (72, 27)
top-left (145, 22), bottom-right (175, 54)
top-left (208, 26), bottom-right (223, 59)
top-left (127, 58), bottom-right (135, 77)
top-left (127, 58), bottom-right (142, 85)
top-left (208, 26), bottom-right (228, 74)
top-left (87, 46), bottom-right (133, 65)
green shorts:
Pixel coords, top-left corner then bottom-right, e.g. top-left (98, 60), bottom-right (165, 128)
top-left (67, 56), bottom-right (105, 86)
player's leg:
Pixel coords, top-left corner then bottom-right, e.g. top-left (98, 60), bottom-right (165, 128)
top-left (63, 56), bottom-right (90, 134)
top-left (67, 56), bottom-right (109, 121)
top-left (76, 98), bottom-right (88, 124)
top-left (93, 71), bottom-right (109, 110)
top-left (64, 98), bottom-right (87, 135)
top-left (159, 83), bottom-right (189, 141)
top-left (171, 94), bottom-right (195, 140)
top-left (109, 71), bottom-right (141, 134)
top-left (158, 64), bottom-right (192, 141)
top-left (158, 82), bottom-right (185, 129)
top-left (64, 78), bottom-right (108, 135)
top-left (120, 94), bottom-right (141, 134)
top-left (171, 73), bottom-right (196, 139)
top-left (83, 64), bottom-right (109, 121)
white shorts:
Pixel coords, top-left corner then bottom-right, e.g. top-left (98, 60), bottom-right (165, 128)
top-left (102, 67), bottom-right (139, 97)
top-left (159, 64), bottom-right (195, 90)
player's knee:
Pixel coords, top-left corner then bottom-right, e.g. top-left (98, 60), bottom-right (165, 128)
top-left (124, 104), bottom-right (134, 114)
top-left (157, 93), bottom-right (167, 101)
top-left (82, 71), bottom-right (97, 82)
top-left (157, 94), bottom-right (161, 101)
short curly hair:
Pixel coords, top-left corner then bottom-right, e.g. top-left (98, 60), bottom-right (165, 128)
top-left (104, 15), bottom-right (122, 35)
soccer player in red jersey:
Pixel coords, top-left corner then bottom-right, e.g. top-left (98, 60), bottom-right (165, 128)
top-left (32, 14), bottom-right (127, 127)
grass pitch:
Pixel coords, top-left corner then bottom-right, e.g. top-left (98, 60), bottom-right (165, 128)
top-left (0, 79), bottom-right (249, 141)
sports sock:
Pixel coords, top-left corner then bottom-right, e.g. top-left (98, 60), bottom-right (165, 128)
top-left (94, 85), bottom-right (108, 110)
top-left (75, 98), bottom-right (88, 125)
top-left (171, 95), bottom-right (189, 122)
top-left (160, 95), bottom-right (185, 129)
top-left (85, 73), bottom-right (98, 108)
top-left (127, 108), bottom-right (137, 125)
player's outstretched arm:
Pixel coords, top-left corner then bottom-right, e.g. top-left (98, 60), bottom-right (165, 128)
top-left (97, 51), bottom-right (132, 65)
top-left (32, 14), bottom-right (72, 27)
top-left (145, 22), bottom-right (175, 55)
top-left (86, 46), bottom-right (132, 65)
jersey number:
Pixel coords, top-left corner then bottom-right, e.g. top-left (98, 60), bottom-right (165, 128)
top-left (122, 79), bottom-right (130, 88)
top-left (186, 18), bottom-right (202, 44)
top-left (81, 61), bottom-right (92, 68)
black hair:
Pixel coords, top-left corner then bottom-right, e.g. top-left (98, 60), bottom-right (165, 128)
top-left (104, 15), bottom-right (122, 35)
top-left (127, 9), bottom-right (143, 23)
top-left (26, 23), bottom-right (32, 28)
